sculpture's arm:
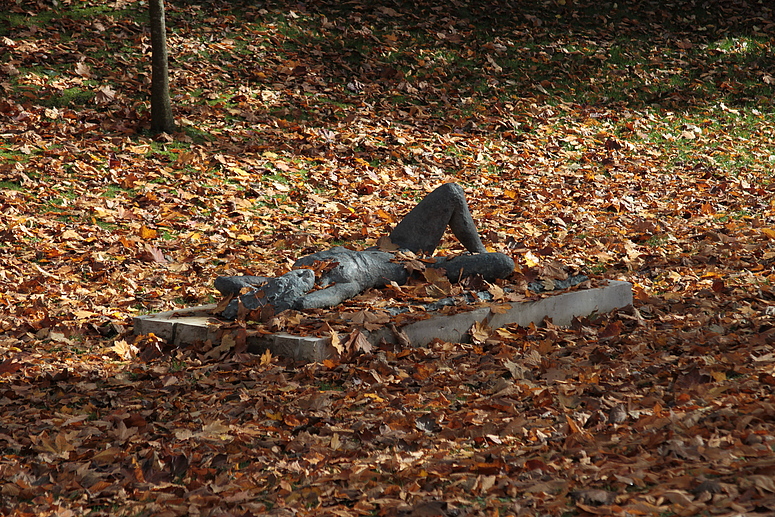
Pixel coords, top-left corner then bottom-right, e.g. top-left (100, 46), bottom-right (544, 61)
top-left (293, 282), bottom-right (363, 310)
top-left (214, 275), bottom-right (272, 296)
top-left (291, 249), bottom-right (409, 311)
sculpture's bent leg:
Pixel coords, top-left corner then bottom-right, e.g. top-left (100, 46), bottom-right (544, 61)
top-left (388, 183), bottom-right (487, 255)
top-left (431, 252), bottom-right (515, 282)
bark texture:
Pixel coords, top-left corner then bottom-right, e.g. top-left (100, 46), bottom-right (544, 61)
top-left (149, 0), bottom-right (175, 133)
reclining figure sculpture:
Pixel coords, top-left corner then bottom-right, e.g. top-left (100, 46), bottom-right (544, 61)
top-left (215, 183), bottom-right (515, 319)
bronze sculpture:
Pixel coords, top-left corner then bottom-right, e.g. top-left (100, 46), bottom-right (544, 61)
top-left (215, 183), bottom-right (514, 319)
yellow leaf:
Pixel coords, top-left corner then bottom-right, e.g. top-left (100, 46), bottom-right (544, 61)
top-left (111, 339), bottom-right (138, 360)
top-left (265, 410), bottom-right (283, 421)
top-left (762, 228), bottom-right (775, 240)
top-left (139, 226), bottom-right (157, 240)
top-left (260, 349), bottom-right (273, 366)
top-left (524, 250), bottom-right (540, 267)
top-left (376, 209), bottom-right (395, 223)
top-left (326, 323), bottom-right (343, 355)
top-left (236, 234), bottom-right (254, 242)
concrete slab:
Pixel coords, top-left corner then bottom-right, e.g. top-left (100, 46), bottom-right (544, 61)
top-left (133, 305), bottom-right (334, 363)
top-left (368, 280), bottom-right (633, 346)
top-left (133, 280), bottom-right (632, 362)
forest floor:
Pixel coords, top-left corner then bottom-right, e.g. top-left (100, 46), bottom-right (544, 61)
top-left (1, 0), bottom-right (775, 515)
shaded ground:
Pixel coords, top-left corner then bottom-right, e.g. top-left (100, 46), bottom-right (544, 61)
top-left (1, 0), bottom-right (775, 515)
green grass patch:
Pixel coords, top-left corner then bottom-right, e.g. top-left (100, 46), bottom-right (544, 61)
top-left (102, 185), bottom-right (135, 198)
top-left (0, 181), bottom-right (24, 192)
top-left (317, 382), bottom-right (344, 391)
top-left (39, 86), bottom-right (95, 108)
top-left (94, 219), bottom-right (116, 231)
top-left (1, 1), bottom-right (139, 34)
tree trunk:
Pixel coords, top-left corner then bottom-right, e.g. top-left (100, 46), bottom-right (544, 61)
top-left (149, 0), bottom-right (175, 134)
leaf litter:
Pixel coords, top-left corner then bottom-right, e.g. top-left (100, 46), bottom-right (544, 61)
top-left (1, 0), bottom-right (775, 515)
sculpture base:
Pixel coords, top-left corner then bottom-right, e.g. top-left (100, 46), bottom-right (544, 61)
top-left (132, 281), bottom-right (633, 363)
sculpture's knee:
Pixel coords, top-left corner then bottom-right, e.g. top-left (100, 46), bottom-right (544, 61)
top-left (487, 253), bottom-right (516, 279)
top-left (434, 182), bottom-right (466, 205)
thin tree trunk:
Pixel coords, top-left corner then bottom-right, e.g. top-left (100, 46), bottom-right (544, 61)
top-left (149, 0), bottom-right (175, 133)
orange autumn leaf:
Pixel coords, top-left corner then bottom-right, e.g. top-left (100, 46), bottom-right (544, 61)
top-left (139, 225), bottom-right (158, 240)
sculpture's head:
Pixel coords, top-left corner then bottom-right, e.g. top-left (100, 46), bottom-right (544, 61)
top-left (220, 269), bottom-right (316, 320)
top-left (284, 268), bottom-right (316, 291)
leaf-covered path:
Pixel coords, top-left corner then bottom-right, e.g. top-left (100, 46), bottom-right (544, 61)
top-left (1, 0), bottom-right (775, 514)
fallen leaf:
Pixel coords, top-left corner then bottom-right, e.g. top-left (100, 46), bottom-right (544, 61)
top-left (74, 61), bottom-right (92, 78)
top-left (139, 226), bottom-right (158, 240)
top-left (470, 320), bottom-right (491, 344)
top-left (94, 84), bottom-right (116, 104)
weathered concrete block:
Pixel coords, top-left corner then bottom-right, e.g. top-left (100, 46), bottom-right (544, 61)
top-left (261, 333), bottom-right (333, 363)
top-left (133, 305), bottom-right (216, 344)
top-left (133, 281), bottom-right (633, 362)
top-left (133, 305), bottom-right (333, 362)
top-left (368, 280), bottom-right (633, 346)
